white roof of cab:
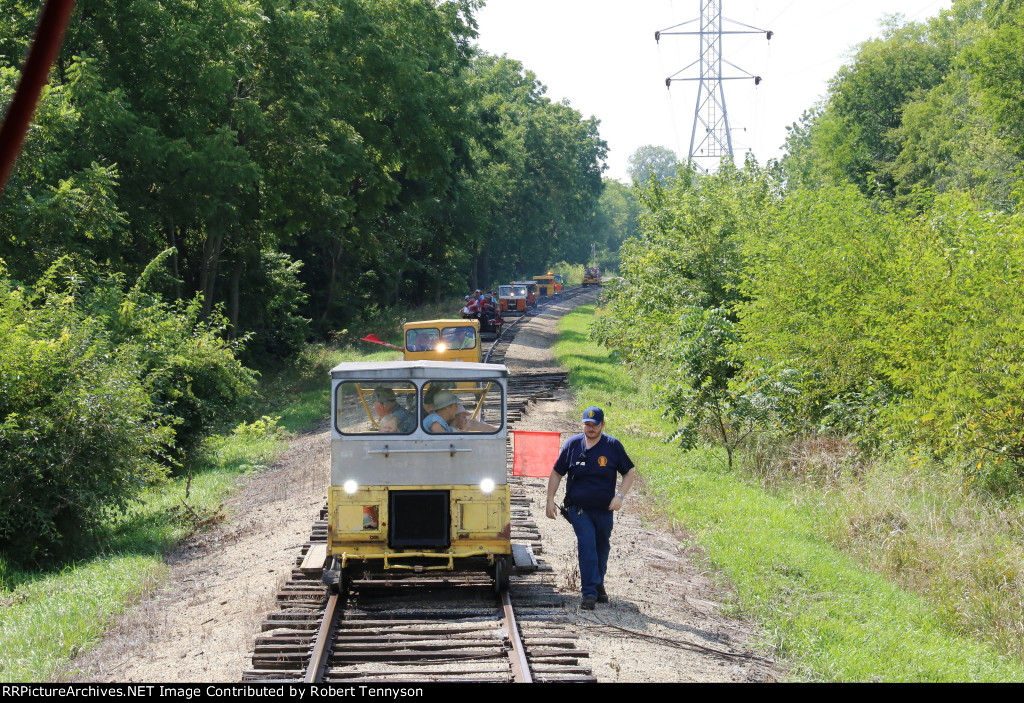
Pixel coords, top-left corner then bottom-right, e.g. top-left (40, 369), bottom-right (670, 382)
top-left (330, 360), bottom-right (508, 380)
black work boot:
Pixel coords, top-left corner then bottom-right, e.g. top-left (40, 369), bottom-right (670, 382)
top-left (597, 585), bottom-right (609, 603)
top-left (581, 596), bottom-right (597, 610)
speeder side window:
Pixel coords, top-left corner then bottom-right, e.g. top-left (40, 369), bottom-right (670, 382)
top-left (336, 381), bottom-right (417, 435)
top-left (421, 380), bottom-right (503, 434)
top-left (441, 326), bottom-right (476, 350)
top-left (406, 329), bottom-right (440, 352)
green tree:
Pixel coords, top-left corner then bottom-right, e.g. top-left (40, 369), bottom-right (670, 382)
top-left (626, 145), bottom-right (679, 186)
top-left (593, 159), bottom-right (780, 457)
top-left (785, 15), bottom-right (952, 195)
top-left (589, 178), bottom-right (640, 271)
top-left (891, 71), bottom-right (1017, 210)
top-left (459, 54), bottom-right (606, 287)
top-left (969, 3), bottom-right (1024, 166)
top-left (595, 159), bottom-right (775, 366)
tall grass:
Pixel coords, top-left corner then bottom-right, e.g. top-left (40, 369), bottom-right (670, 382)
top-left (784, 449), bottom-right (1024, 662)
top-left (0, 557), bottom-right (164, 681)
top-left (554, 304), bottom-right (1024, 681)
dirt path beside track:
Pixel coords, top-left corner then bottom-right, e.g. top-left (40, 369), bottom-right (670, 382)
top-left (68, 291), bottom-right (778, 683)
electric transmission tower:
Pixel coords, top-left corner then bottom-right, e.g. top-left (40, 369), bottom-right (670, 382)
top-left (656, 1), bottom-right (771, 172)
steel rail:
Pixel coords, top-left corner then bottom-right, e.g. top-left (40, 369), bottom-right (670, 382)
top-left (303, 593), bottom-right (340, 683)
top-left (484, 285), bottom-right (587, 364)
top-left (483, 312), bottom-right (522, 364)
top-left (502, 589), bottom-right (532, 683)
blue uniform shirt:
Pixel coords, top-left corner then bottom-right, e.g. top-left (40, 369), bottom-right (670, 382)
top-left (553, 433), bottom-right (634, 510)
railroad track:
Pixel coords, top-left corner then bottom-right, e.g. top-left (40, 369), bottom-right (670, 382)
top-left (242, 287), bottom-right (597, 683)
top-left (300, 583), bottom-right (538, 682)
top-left (244, 482), bottom-right (594, 682)
top-left (484, 285), bottom-right (592, 365)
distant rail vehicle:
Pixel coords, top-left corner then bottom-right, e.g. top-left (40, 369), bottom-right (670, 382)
top-left (323, 361), bottom-right (532, 592)
top-left (533, 274), bottom-right (557, 297)
top-left (402, 319), bottom-right (481, 363)
top-left (511, 281), bottom-right (538, 309)
top-left (498, 284), bottom-right (529, 314)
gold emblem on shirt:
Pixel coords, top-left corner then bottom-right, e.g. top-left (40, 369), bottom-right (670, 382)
top-left (598, 456), bottom-right (608, 467)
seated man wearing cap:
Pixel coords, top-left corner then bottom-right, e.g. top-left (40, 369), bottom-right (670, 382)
top-left (372, 386), bottom-right (416, 434)
top-left (422, 390), bottom-right (461, 433)
top-left (545, 406), bottom-right (635, 610)
top-left (423, 385), bottom-right (496, 433)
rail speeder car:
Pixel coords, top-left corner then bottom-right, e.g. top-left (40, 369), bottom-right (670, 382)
top-left (323, 360), bottom-right (534, 593)
top-left (402, 319), bottom-right (481, 363)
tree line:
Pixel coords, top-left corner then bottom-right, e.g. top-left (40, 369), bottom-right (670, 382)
top-left (0, 0), bottom-right (633, 560)
top-left (596, 0), bottom-right (1024, 494)
top-left (0, 0), bottom-right (618, 351)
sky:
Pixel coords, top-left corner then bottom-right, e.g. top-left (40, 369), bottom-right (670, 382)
top-left (473, 0), bottom-right (953, 182)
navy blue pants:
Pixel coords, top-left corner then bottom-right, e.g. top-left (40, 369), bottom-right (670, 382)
top-left (566, 506), bottom-right (614, 599)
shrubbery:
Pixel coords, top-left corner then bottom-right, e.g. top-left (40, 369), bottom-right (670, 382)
top-left (597, 165), bottom-right (1024, 493)
top-left (0, 255), bottom-right (256, 562)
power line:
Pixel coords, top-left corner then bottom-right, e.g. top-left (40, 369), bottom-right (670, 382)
top-left (656, 0), bottom-right (771, 172)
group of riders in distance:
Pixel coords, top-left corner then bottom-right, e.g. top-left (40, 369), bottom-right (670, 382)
top-left (461, 289), bottom-right (502, 334)
top-left (460, 271), bottom-right (574, 334)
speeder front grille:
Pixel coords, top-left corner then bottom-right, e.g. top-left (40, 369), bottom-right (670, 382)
top-left (388, 490), bottom-right (450, 549)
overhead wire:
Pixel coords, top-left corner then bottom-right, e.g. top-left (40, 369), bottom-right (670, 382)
top-left (660, 0), bottom-right (686, 160)
top-left (907, 0), bottom-right (950, 21)
top-left (659, 0), bottom-right (951, 168)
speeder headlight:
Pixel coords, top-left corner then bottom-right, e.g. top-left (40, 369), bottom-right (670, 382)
top-left (343, 480), bottom-right (359, 495)
top-left (479, 478), bottom-right (495, 495)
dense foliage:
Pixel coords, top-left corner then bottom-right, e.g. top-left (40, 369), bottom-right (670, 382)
top-left (0, 256), bottom-right (255, 560)
top-left (597, 1), bottom-right (1024, 493)
top-left (0, 0), bottom-right (612, 338)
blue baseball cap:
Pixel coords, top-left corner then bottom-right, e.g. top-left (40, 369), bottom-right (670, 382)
top-left (582, 407), bottom-right (604, 424)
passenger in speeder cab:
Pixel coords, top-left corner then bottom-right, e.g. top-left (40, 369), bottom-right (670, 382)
top-left (423, 383), bottom-right (448, 413)
top-left (424, 384), bottom-right (497, 433)
top-left (444, 326), bottom-right (476, 350)
top-left (422, 390), bottom-right (460, 433)
top-left (411, 332), bottom-right (436, 352)
top-left (451, 406), bottom-right (498, 433)
top-left (372, 386), bottom-right (415, 434)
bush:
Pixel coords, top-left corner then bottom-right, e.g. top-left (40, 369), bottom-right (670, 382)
top-left (0, 254), bottom-right (260, 560)
top-left (549, 261), bottom-right (584, 286)
top-left (0, 269), bottom-right (170, 562)
top-left (738, 188), bottom-right (1024, 490)
top-left (65, 251), bottom-right (259, 463)
top-left (236, 250), bottom-right (311, 367)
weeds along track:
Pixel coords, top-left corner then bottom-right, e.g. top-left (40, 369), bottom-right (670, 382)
top-left (242, 290), bottom-right (593, 683)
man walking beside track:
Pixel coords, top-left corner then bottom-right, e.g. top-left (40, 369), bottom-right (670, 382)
top-left (545, 407), bottom-right (635, 610)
